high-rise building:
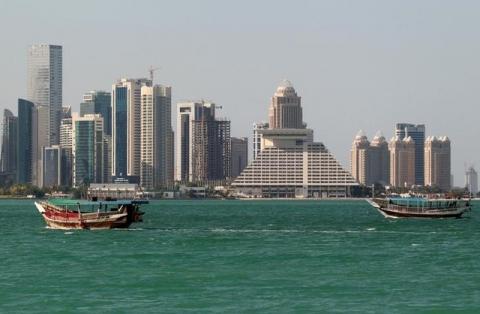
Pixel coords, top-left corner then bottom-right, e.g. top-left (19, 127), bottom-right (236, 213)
top-left (191, 117), bottom-right (231, 183)
top-left (112, 78), bottom-right (152, 181)
top-left (80, 91), bottom-right (112, 136)
top-left (424, 136), bottom-right (451, 191)
top-left (350, 130), bottom-right (371, 185)
top-left (231, 137), bottom-right (248, 178)
top-left (32, 105), bottom-right (49, 187)
top-left (253, 122), bottom-right (268, 160)
top-left (369, 132), bottom-right (390, 185)
top-left (140, 84), bottom-right (173, 189)
top-left (465, 166), bottom-right (478, 195)
top-left (43, 145), bottom-right (61, 187)
top-left (389, 136), bottom-right (415, 188)
top-left (59, 118), bottom-right (73, 186)
top-left (27, 44), bottom-right (62, 146)
top-left (175, 101), bottom-right (216, 182)
top-left (1, 109), bottom-right (18, 174)
top-left (268, 80), bottom-right (304, 129)
top-left (72, 114), bottom-right (104, 187)
top-left (17, 99), bottom-right (35, 184)
top-left (395, 123), bottom-right (425, 185)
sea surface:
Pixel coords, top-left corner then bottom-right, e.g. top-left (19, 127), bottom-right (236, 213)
top-left (1, 199), bottom-right (479, 313)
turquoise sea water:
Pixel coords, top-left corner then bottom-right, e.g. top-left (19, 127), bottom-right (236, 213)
top-left (1, 199), bottom-right (479, 313)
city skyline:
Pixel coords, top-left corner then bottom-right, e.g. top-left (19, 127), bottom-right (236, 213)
top-left (2, 1), bottom-right (480, 186)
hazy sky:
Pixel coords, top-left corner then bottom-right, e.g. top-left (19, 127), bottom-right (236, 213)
top-left (1, 0), bottom-right (479, 186)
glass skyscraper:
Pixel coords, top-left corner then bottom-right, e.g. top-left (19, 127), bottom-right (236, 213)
top-left (80, 91), bottom-right (112, 136)
top-left (17, 99), bottom-right (35, 183)
top-left (27, 44), bottom-right (63, 146)
top-left (395, 123), bottom-right (426, 186)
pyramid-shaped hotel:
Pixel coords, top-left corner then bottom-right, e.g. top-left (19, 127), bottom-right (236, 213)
top-left (232, 81), bottom-right (358, 198)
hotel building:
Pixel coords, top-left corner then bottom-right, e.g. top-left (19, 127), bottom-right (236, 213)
top-left (233, 82), bottom-right (357, 198)
top-left (389, 136), bottom-right (415, 188)
top-left (424, 136), bottom-right (451, 191)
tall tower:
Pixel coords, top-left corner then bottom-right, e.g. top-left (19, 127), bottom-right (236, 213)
top-left (369, 131), bottom-right (390, 185)
top-left (389, 136), bottom-right (415, 188)
top-left (1, 109), bottom-right (18, 174)
top-left (268, 80), bottom-right (303, 129)
top-left (111, 78), bottom-right (152, 181)
top-left (465, 166), bottom-right (478, 195)
top-left (424, 136), bottom-right (451, 191)
top-left (17, 99), bottom-right (35, 184)
top-left (350, 130), bottom-right (371, 185)
top-left (27, 44), bottom-right (63, 146)
top-left (395, 123), bottom-right (425, 185)
top-left (175, 101), bottom-right (216, 182)
top-left (72, 114), bottom-right (104, 187)
top-left (140, 84), bottom-right (173, 189)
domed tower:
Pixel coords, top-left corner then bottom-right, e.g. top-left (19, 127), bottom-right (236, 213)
top-left (268, 80), bottom-right (303, 129)
top-left (350, 130), bottom-right (371, 185)
top-left (369, 131), bottom-right (390, 185)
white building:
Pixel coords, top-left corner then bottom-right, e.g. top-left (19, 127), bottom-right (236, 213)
top-left (140, 85), bottom-right (173, 189)
top-left (253, 122), bottom-right (268, 160)
top-left (233, 128), bottom-right (356, 198)
top-left (465, 166), bottom-right (478, 195)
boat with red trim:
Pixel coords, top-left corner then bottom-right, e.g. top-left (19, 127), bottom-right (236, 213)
top-left (35, 199), bottom-right (147, 230)
top-left (367, 197), bottom-right (472, 218)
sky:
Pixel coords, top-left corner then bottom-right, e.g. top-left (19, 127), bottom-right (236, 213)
top-left (1, 0), bottom-right (479, 186)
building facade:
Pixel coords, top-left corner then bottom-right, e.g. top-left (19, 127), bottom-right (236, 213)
top-left (80, 91), bottom-right (112, 136)
top-left (350, 130), bottom-right (371, 185)
top-left (72, 114), bottom-right (104, 187)
top-left (1, 109), bottom-right (18, 175)
top-left (389, 136), bottom-right (415, 188)
top-left (268, 80), bottom-right (303, 129)
top-left (191, 118), bottom-right (231, 183)
top-left (369, 132), bottom-right (390, 185)
top-left (231, 137), bottom-right (248, 179)
top-left (27, 44), bottom-right (62, 146)
top-left (465, 166), bottom-right (478, 195)
top-left (43, 145), bottom-right (61, 187)
top-left (233, 129), bottom-right (357, 198)
top-left (253, 122), bottom-right (268, 160)
top-left (424, 136), bottom-right (451, 191)
top-left (140, 85), bottom-right (173, 189)
top-left (17, 99), bottom-right (35, 184)
top-left (112, 78), bottom-right (152, 181)
top-left (59, 118), bottom-right (73, 186)
top-left (175, 101), bottom-right (216, 182)
top-left (395, 123), bottom-right (425, 185)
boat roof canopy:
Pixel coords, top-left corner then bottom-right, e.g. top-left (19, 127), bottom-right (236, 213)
top-left (48, 199), bottom-right (149, 206)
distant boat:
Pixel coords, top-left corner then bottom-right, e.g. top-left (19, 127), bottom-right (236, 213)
top-left (35, 199), bottom-right (147, 230)
top-left (367, 197), bottom-right (472, 219)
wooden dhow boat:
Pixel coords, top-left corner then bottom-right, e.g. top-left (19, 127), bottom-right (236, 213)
top-left (367, 197), bottom-right (472, 219)
top-left (35, 199), bottom-right (147, 230)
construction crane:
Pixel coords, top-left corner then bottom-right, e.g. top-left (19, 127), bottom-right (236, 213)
top-left (148, 66), bottom-right (161, 82)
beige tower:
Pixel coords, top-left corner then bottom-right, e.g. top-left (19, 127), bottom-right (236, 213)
top-left (350, 130), bottom-right (371, 185)
top-left (424, 136), bottom-right (451, 191)
top-left (389, 136), bottom-right (415, 187)
top-left (140, 85), bottom-right (173, 189)
top-left (370, 131), bottom-right (390, 185)
top-left (268, 80), bottom-right (303, 129)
